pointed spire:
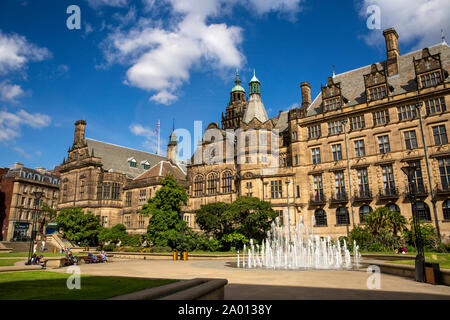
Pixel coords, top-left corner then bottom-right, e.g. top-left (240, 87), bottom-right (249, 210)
top-left (442, 29), bottom-right (447, 45)
top-left (332, 65), bottom-right (336, 78)
top-left (249, 69), bottom-right (261, 95)
top-left (231, 68), bottom-right (245, 93)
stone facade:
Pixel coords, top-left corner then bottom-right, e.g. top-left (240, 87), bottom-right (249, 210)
top-left (58, 121), bottom-right (186, 233)
top-left (183, 28), bottom-right (450, 242)
top-left (0, 163), bottom-right (60, 241)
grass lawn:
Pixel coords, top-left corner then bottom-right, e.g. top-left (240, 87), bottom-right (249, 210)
top-left (0, 259), bottom-right (25, 267)
top-left (0, 252), bottom-right (87, 258)
top-left (0, 271), bottom-right (177, 300)
top-left (388, 253), bottom-right (450, 269)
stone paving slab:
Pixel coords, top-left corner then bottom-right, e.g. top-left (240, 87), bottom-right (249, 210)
top-left (50, 258), bottom-right (450, 300)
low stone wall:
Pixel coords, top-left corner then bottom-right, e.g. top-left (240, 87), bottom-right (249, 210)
top-left (361, 254), bottom-right (415, 261)
top-left (109, 252), bottom-right (236, 260)
top-left (109, 278), bottom-right (228, 300)
top-left (362, 260), bottom-right (450, 286)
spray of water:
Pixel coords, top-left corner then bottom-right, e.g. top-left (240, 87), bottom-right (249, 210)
top-left (238, 217), bottom-right (362, 270)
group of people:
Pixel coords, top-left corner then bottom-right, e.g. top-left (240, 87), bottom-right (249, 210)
top-left (395, 247), bottom-right (408, 254)
top-left (87, 251), bottom-right (108, 263)
top-left (30, 254), bottom-right (46, 269)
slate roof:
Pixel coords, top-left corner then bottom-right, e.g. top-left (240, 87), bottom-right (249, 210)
top-left (85, 138), bottom-right (166, 178)
top-left (307, 42), bottom-right (450, 116)
top-left (134, 160), bottom-right (187, 181)
top-left (243, 94), bottom-right (269, 124)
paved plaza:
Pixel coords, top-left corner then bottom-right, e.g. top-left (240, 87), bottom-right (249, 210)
top-left (53, 258), bottom-right (450, 300)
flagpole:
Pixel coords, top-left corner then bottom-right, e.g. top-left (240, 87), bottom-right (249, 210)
top-left (157, 120), bottom-right (160, 155)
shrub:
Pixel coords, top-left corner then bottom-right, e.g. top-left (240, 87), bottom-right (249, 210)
top-left (102, 243), bottom-right (116, 252)
top-left (403, 220), bottom-right (439, 251)
top-left (150, 246), bottom-right (172, 253)
top-left (196, 235), bottom-right (221, 252)
top-left (220, 233), bottom-right (249, 251)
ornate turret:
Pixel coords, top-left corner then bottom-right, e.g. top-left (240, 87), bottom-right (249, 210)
top-left (230, 69), bottom-right (245, 103)
top-left (249, 69), bottom-right (261, 95)
top-left (167, 127), bottom-right (177, 164)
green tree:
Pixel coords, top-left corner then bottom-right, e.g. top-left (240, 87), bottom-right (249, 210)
top-left (230, 196), bottom-right (278, 243)
top-left (55, 208), bottom-right (103, 246)
top-left (141, 175), bottom-right (189, 249)
top-left (40, 202), bottom-right (57, 224)
top-left (195, 202), bottom-right (234, 238)
top-left (363, 207), bottom-right (407, 235)
top-left (98, 224), bottom-right (130, 246)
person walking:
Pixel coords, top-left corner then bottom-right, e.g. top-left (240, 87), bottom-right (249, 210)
top-left (41, 237), bottom-right (46, 251)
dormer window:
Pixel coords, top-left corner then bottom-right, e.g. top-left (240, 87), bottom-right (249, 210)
top-left (324, 97), bottom-right (341, 112)
top-left (414, 48), bottom-right (444, 89)
top-left (368, 85), bottom-right (386, 101)
top-left (321, 77), bottom-right (343, 113)
top-left (364, 64), bottom-right (388, 103)
top-left (420, 71), bottom-right (442, 88)
top-left (141, 160), bottom-right (151, 170)
top-left (128, 157), bottom-right (137, 168)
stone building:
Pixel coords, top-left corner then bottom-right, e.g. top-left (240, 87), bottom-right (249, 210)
top-left (0, 163), bottom-right (60, 241)
top-left (58, 120), bottom-right (186, 233)
top-left (183, 28), bottom-right (450, 242)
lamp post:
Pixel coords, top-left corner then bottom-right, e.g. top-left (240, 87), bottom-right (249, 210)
top-left (285, 179), bottom-right (291, 242)
top-left (26, 191), bottom-right (44, 265)
top-left (401, 165), bottom-right (425, 282)
top-left (340, 119), bottom-right (355, 231)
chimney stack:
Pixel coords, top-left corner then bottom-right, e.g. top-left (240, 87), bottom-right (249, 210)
top-left (300, 82), bottom-right (311, 109)
top-left (14, 162), bottom-right (24, 169)
top-left (383, 28), bottom-right (399, 76)
top-left (74, 120), bottom-right (86, 147)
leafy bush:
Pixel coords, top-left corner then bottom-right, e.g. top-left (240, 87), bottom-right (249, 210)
top-left (220, 232), bottom-right (249, 251)
top-left (102, 243), bottom-right (116, 252)
top-left (150, 246), bottom-right (173, 253)
top-left (403, 219), bottom-right (440, 251)
top-left (196, 234), bottom-right (221, 252)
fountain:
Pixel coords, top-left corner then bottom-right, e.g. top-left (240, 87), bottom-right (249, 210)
top-left (238, 217), bottom-right (362, 270)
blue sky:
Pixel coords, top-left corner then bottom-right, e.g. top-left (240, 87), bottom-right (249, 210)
top-left (0, 0), bottom-right (448, 169)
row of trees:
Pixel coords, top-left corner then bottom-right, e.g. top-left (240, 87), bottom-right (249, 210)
top-left (52, 175), bottom-right (447, 253)
top-left (53, 175), bottom-right (279, 252)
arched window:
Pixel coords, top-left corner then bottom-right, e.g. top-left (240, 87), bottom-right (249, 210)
top-left (443, 200), bottom-right (450, 221)
top-left (359, 205), bottom-right (373, 224)
top-left (314, 209), bottom-right (327, 226)
top-left (386, 203), bottom-right (400, 213)
top-left (413, 201), bottom-right (431, 222)
top-left (207, 173), bottom-right (218, 195)
top-left (221, 171), bottom-right (233, 194)
top-left (193, 175), bottom-right (204, 197)
top-left (336, 207), bottom-right (349, 225)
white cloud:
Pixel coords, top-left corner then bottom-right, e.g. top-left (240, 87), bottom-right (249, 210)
top-left (0, 30), bottom-right (51, 74)
top-left (130, 123), bottom-right (166, 155)
top-left (360, 0), bottom-right (450, 49)
top-left (0, 81), bottom-right (24, 102)
top-left (0, 109), bottom-right (51, 142)
top-left (102, 0), bottom-right (304, 105)
top-left (86, 0), bottom-right (129, 8)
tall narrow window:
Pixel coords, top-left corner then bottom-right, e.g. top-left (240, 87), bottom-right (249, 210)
top-left (103, 182), bottom-right (111, 200)
top-left (354, 140), bottom-right (365, 157)
top-left (378, 135), bottom-right (390, 154)
top-left (313, 175), bottom-right (323, 200)
top-left (312, 148), bottom-right (321, 164)
top-left (221, 171), bottom-right (233, 194)
top-left (357, 168), bottom-right (370, 197)
top-left (408, 161), bottom-right (425, 194)
top-left (139, 189), bottom-right (147, 205)
top-left (194, 175), bottom-right (204, 197)
top-left (332, 144), bottom-right (343, 161)
top-left (207, 173), bottom-right (218, 195)
top-left (443, 200), bottom-right (450, 221)
top-left (438, 158), bottom-right (450, 190)
top-left (125, 192), bottom-right (132, 207)
top-left (432, 125), bottom-right (448, 145)
top-left (404, 130), bottom-right (418, 150)
top-left (270, 180), bottom-right (282, 199)
top-left (381, 165), bottom-right (395, 194)
top-left (334, 171), bottom-right (346, 197)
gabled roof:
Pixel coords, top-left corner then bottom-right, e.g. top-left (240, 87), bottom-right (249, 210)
top-left (307, 42), bottom-right (450, 116)
top-left (134, 160), bottom-right (186, 181)
top-left (85, 138), bottom-right (166, 178)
